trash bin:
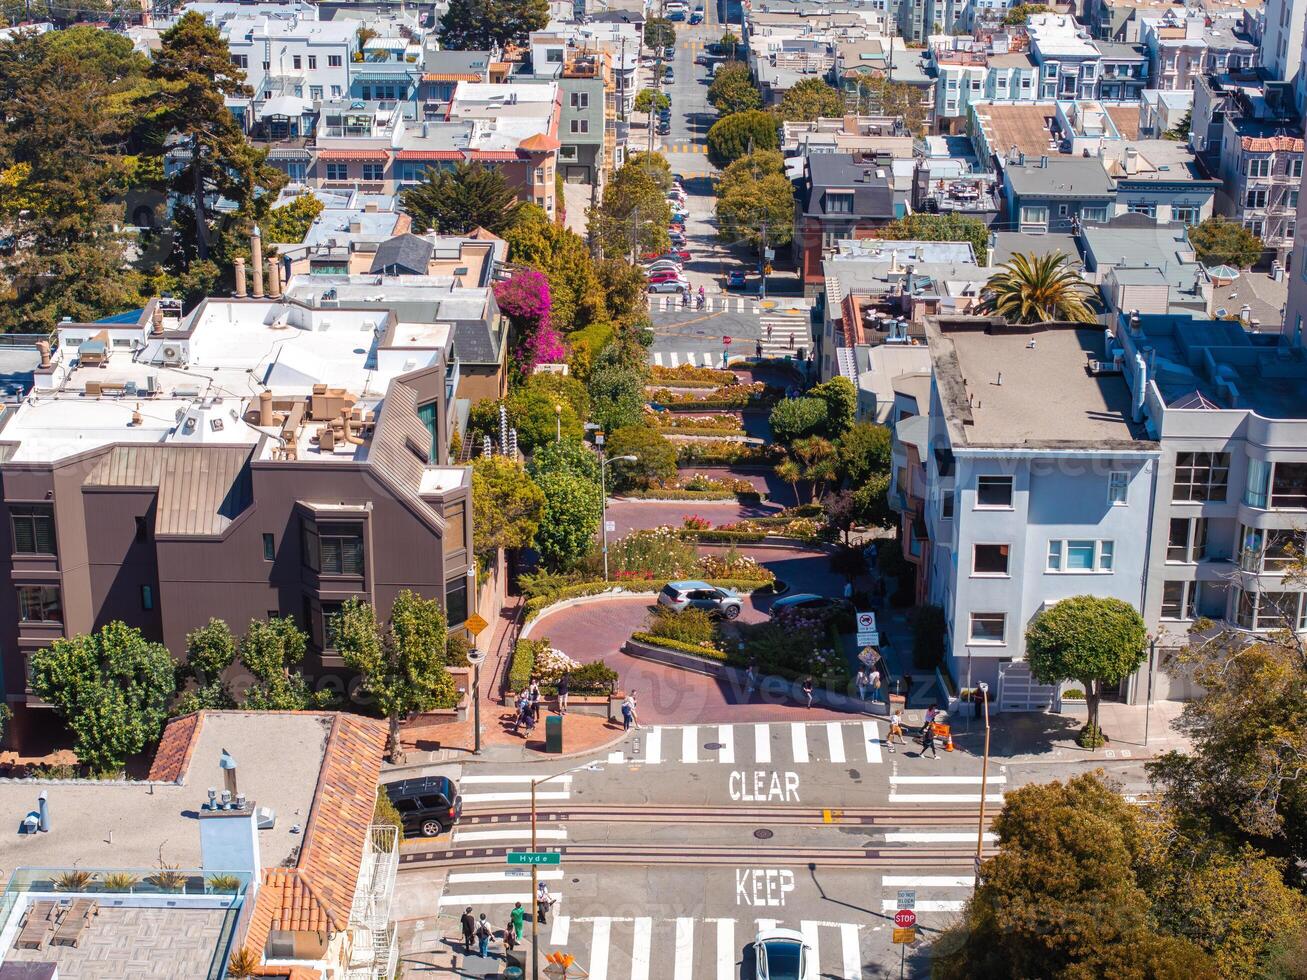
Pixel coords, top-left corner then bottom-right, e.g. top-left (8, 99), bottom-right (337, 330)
top-left (545, 713), bottom-right (563, 754)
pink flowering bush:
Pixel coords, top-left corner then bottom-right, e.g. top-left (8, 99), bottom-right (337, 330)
top-left (494, 269), bottom-right (566, 376)
top-left (682, 515), bottom-right (712, 530)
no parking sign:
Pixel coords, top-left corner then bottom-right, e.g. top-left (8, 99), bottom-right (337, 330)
top-left (856, 611), bottom-right (879, 646)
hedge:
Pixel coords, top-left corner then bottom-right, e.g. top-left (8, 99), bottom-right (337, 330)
top-left (507, 638), bottom-right (540, 692)
top-left (524, 578), bottom-right (772, 622)
top-left (656, 426), bottom-right (748, 438)
top-left (681, 528), bottom-right (767, 543)
top-left (542, 660), bottom-right (618, 696)
top-left (621, 488), bottom-right (737, 501)
top-left (654, 398), bottom-right (774, 411)
top-left (630, 632), bottom-right (729, 661)
top-left (676, 443), bottom-right (776, 465)
top-left (645, 378), bottom-right (725, 389)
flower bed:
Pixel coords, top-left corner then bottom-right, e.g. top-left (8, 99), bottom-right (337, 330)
top-left (676, 442), bottom-right (778, 465)
top-left (650, 364), bottom-right (738, 387)
top-left (682, 528), bottom-right (768, 543)
top-left (622, 488), bottom-right (739, 501)
top-left (522, 577), bottom-right (773, 621)
top-left (649, 382), bottom-right (777, 410)
top-left (648, 411), bottom-right (748, 437)
top-left (733, 619), bottom-right (850, 685)
top-left (620, 472), bottom-right (762, 503)
top-left (505, 639), bottom-right (619, 695)
top-left (630, 631), bottom-right (728, 661)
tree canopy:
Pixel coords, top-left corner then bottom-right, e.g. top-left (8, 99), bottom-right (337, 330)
top-left (590, 158), bottom-right (672, 261)
top-left (504, 204), bottom-right (609, 337)
top-left (529, 438), bottom-right (601, 484)
top-left (1189, 216), bottom-right (1264, 269)
top-left (716, 150), bottom-right (794, 250)
top-left (634, 88), bottom-right (670, 115)
top-left (604, 425), bottom-right (678, 491)
top-left (587, 342), bottom-right (649, 433)
top-left (401, 161), bottom-right (522, 235)
top-left (1004, 2), bottom-right (1050, 24)
top-left (850, 76), bottom-right (927, 136)
top-left (262, 193), bottom-right (324, 245)
top-left (979, 251), bottom-right (1099, 323)
top-left (643, 17), bottom-right (676, 50)
top-left (238, 616), bottom-right (329, 710)
top-left (471, 455), bottom-right (546, 556)
top-left (769, 397), bottom-right (829, 445)
top-left (438, 0), bottom-right (550, 50)
top-left (777, 78), bottom-right (846, 121)
top-left (878, 212), bottom-right (990, 264)
top-left (706, 110), bottom-right (779, 168)
top-left (708, 62), bottom-right (762, 115)
top-left (534, 470), bottom-right (603, 569)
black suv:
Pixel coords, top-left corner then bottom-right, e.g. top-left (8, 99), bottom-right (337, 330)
top-left (384, 776), bottom-right (463, 837)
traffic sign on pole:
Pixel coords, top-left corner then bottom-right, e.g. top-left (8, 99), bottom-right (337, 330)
top-left (506, 851), bottom-right (561, 866)
top-left (893, 909), bottom-right (917, 929)
top-left (463, 613), bottom-right (489, 636)
top-left (897, 889), bottom-right (916, 910)
top-left (892, 927), bottom-right (916, 945)
top-left (722, 335), bottom-right (732, 345)
top-left (856, 611), bottom-right (879, 646)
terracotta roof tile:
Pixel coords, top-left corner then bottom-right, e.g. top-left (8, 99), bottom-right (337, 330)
top-left (1242, 135), bottom-right (1304, 152)
top-left (147, 712), bottom-right (203, 782)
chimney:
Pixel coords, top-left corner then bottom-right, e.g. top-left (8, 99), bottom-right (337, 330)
top-left (36, 340), bottom-right (50, 369)
top-left (251, 227), bottom-right (265, 299)
top-left (267, 257), bottom-right (282, 299)
top-left (199, 789), bottom-right (260, 898)
top-left (37, 791), bottom-right (49, 832)
top-left (258, 390), bottom-right (274, 427)
top-left (234, 257), bottom-right (248, 298)
top-left (364, 201), bottom-right (378, 213)
top-left (152, 304), bottom-right (165, 337)
top-left (220, 748), bottom-right (238, 797)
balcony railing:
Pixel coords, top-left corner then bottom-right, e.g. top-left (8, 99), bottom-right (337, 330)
top-left (350, 825), bottom-right (399, 933)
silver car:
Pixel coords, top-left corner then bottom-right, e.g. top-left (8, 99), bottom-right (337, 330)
top-left (753, 927), bottom-right (810, 980)
top-left (658, 580), bottom-right (742, 619)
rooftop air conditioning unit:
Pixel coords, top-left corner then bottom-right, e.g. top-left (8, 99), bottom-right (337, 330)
top-left (161, 345), bottom-right (183, 366)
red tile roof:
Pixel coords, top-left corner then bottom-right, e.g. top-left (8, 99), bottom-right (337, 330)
top-left (1241, 135), bottom-right (1304, 152)
top-left (148, 712), bottom-right (203, 782)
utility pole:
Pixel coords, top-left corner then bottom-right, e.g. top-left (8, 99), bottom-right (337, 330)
top-left (758, 219), bottom-right (769, 301)
top-left (974, 681), bottom-right (991, 890)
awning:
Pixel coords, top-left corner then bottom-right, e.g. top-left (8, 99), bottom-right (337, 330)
top-left (259, 96), bottom-right (310, 120)
top-left (351, 70), bottom-right (415, 83)
top-left (316, 149), bottom-right (390, 162)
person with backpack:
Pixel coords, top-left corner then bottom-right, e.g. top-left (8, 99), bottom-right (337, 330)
top-left (556, 672), bottom-right (570, 715)
top-left (475, 913), bottom-right (492, 957)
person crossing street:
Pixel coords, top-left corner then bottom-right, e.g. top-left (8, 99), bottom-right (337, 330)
top-left (460, 906), bottom-right (477, 953)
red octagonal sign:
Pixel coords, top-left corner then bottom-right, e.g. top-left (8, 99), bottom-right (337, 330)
top-left (894, 909), bottom-right (917, 929)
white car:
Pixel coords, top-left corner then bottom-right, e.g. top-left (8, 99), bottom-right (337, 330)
top-left (646, 261), bottom-right (684, 275)
top-left (647, 277), bottom-right (690, 293)
top-left (752, 927), bottom-right (810, 980)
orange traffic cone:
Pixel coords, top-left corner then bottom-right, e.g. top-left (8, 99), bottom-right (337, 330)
top-left (944, 727), bottom-right (955, 751)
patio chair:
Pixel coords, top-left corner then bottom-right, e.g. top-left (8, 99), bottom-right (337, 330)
top-left (14, 900), bottom-right (57, 950)
top-left (51, 899), bottom-right (96, 948)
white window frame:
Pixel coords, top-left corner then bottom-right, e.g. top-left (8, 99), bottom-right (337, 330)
top-left (971, 543), bottom-right (1011, 577)
top-left (968, 612), bottom-right (1007, 644)
top-left (1047, 539), bottom-right (1115, 573)
top-left (1108, 470), bottom-right (1128, 505)
top-left (1160, 580), bottom-right (1198, 621)
top-left (975, 475), bottom-right (1014, 509)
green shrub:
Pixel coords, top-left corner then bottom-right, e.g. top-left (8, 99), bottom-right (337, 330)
top-left (682, 528), bottom-right (767, 543)
top-left (676, 442), bottom-right (777, 465)
top-left (523, 578), bottom-right (770, 621)
top-left (1062, 688), bottom-right (1086, 700)
top-left (912, 605), bottom-right (946, 670)
top-left (543, 660), bottom-right (618, 696)
top-left (630, 631), bottom-right (728, 661)
top-left (508, 638), bottom-right (546, 690)
top-left (647, 606), bottom-right (717, 646)
top-left (736, 620), bottom-right (848, 683)
top-left (372, 785), bottom-right (406, 844)
top-left (590, 527), bottom-right (700, 579)
top-left (621, 488), bottom-right (736, 500)
top-left (446, 632), bottom-right (472, 668)
top-left (769, 396), bottom-right (828, 444)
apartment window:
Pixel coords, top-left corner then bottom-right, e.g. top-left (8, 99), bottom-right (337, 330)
top-left (1020, 205), bottom-right (1049, 227)
top-left (1246, 219), bottom-right (1264, 237)
top-left (946, 78), bottom-right (958, 90)
top-left (1172, 452), bottom-right (1229, 502)
top-left (1245, 189), bottom-right (1268, 209)
top-left (826, 192), bottom-right (854, 214)
top-left (1173, 206), bottom-right (1199, 226)
top-left (1167, 517), bottom-right (1208, 563)
top-left (293, 55), bottom-right (302, 70)
top-left (1239, 525), bottom-right (1299, 572)
top-left (263, 533), bottom-right (275, 561)
top-left (302, 522), bottom-right (364, 575)
top-left (446, 503), bottom-right (467, 551)
top-left (570, 119), bottom-right (589, 134)
top-left (1160, 581), bottom-right (1196, 620)
top-left (1127, 201), bottom-right (1157, 217)
top-left (1047, 539), bottom-right (1115, 572)
top-left (1292, 158), bottom-right (1304, 179)
top-left (325, 162), bottom-right (348, 181)
top-left (534, 166), bottom-right (545, 182)
top-left (968, 612), bottom-right (1006, 643)
top-left (976, 475), bottom-right (1013, 508)
top-left (446, 576), bottom-right (469, 627)
top-left (941, 490), bottom-right (955, 520)
top-left (1058, 204), bottom-right (1069, 216)
top-left (547, 48), bottom-right (564, 63)
top-left (362, 163), bottom-right (384, 181)
top-left (308, 55), bottom-right (317, 69)
top-left (141, 585), bottom-right (154, 611)
top-left (570, 92), bottom-right (589, 108)
top-left (1108, 470), bottom-right (1129, 505)
top-left (1235, 588), bottom-right (1306, 630)
top-left (970, 78), bottom-right (981, 91)
top-left (10, 504), bottom-right (55, 555)
top-left (330, 85), bottom-right (342, 97)
top-left (1082, 206), bottom-right (1108, 222)
top-left (1271, 461), bottom-right (1307, 508)
top-left (310, 85), bottom-right (323, 100)
top-left (328, 55), bottom-right (342, 67)
top-left (134, 515), bottom-right (149, 542)
top-left (1247, 158), bottom-right (1270, 178)
top-left (232, 54), bottom-right (249, 69)
top-left (321, 601), bottom-right (344, 649)
top-left (18, 585), bottom-right (61, 623)
top-left (972, 543), bottom-right (1011, 576)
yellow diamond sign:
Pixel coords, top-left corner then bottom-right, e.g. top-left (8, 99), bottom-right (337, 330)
top-left (463, 613), bottom-right (489, 636)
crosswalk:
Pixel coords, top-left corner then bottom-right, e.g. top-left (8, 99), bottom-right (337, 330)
top-left (649, 349), bottom-right (730, 368)
top-left (758, 307), bottom-right (813, 360)
top-left (647, 294), bottom-right (757, 313)
top-left (662, 142), bottom-right (709, 155)
top-left (617, 720), bottom-right (886, 768)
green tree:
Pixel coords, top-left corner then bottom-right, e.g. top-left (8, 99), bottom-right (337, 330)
top-left (853, 472), bottom-right (894, 529)
top-left (1004, 2), bottom-right (1050, 24)
top-left (979, 251), bottom-right (1099, 324)
top-left (238, 617), bottom-right (328, 711)
top-left (401, 161), bottom-right (522, 235)
top-left (791, 435), bottom-right (837, 501)
top-left (643, 17), bottom-right (676, 50)
top-left (769, 396), bottom-right (828, 444)
top-left (604, 425), bottom-right (677, 491)
top-left (588, 343), bottom-right (649, 433)
top-left (334, 591), bottom-right (456, 763)
top-left (438, 0), bottom-right (549, 50)
top-left (850, 76), bottom-right (927, 136)
top-left (535, 470), bottom-right (603, 569)
top-left (634, 88), bottom-right (670, 115)
top-left (718, 31), bottom-right (740, 56)
top-left (471, 455), bottom-right (546, 557)
top-left (505, 204), bottom-right (609, 334)
top-left (775, 457), bottom-right (803, 506)
top-left (706, 110), bottom-right (779, 168)
top-left (708, 62), bottom-right (761, 115)
top-left (29, 622), bottom-right (177, 774)
top-left (529, 438), bottom-right (600, 483)
top-left (177, 618), bottom-right (237, 711)
top-left (834, 421), bottom-right (892, 486)
top-left (262, 193), bottom-right (325, 244)
top-left (1189, 215), bottom-right (1264, 269)
top-left (810, 376), bottom-right (856, 438)
top-left (1164, 109), bottom-right (1192, 141)
top-left (1024, 595), bottom-right (1147, 746)
top-left (877, 212), bottom-right (990, 264)
top-left (591, 159), bottom-right (672, 260)
top-left (151, 12), bottom-right (285, 273)
top-left (777, 77), bottom-right (846, 121)
top-left (717, 155), bottom-right (794, 250)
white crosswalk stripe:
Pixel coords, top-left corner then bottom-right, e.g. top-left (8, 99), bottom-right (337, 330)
top-left (888, 774), bottom-right (1005, 805)
top-left (630, 720), bottom-right (890, 768)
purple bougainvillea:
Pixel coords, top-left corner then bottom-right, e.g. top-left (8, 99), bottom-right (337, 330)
top-left (494, 269), bottom-right (565, 375)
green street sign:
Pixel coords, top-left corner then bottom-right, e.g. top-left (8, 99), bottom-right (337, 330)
top-left (506, 851), bottom-right (561, 866)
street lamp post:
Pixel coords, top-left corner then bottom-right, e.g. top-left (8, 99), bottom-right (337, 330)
top-left (1143, 636), bottom-right (1157, 747)
top-left (600, 453), bottom-right (637, 581)
top-left (974, 681), bottom-right (990, 887)
top-left (531, 762), bottom-right (603, 980)
top-left (468, 646), bottom-right (485, 755)
top-left (554, 403), bottom-right (562, 443)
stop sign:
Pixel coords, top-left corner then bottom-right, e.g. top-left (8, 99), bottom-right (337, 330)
top-left (893, 909), bottom-right (917, 928)
top-left (723, 336), bottom-right (732, 345)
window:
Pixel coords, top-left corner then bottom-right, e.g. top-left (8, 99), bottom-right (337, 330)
top-left (1245, 189), bottom-right (1268, 208)
top-left (1108, 471), bottom-right (1129, 505)
top-left (310, 85), bottom-right (323, 100)
top-left (1292, 158), bottom-right (1303, 179)
top-left (325, 162), bottom-right (348, 181)
top-left (547, 48), bottom-right (564, 63)
top-left (232, 54), bottom-right (249, 69)
top-left (1172, 452), bottom-right (1229, 502)
top-left (570, 92), bottom-right (589, 108)
top-left (331, 85), bottom-right (342, 97)
top-left (976, 475), bottom-right (1013, 508)
top-left (1173, 206), bottom-right (1199, 225)
top-left (262, 61), bottom-right (270, 71)
top-left (362, 162), bottom-right (384, 181)
top-left (134, 515), bottom-right (149, 542)
top-left (1160, 581), bottom-right (1196, 620)
top-left (141, 585), bottom-right (154, 611)
top-left (534, 166), bottom-right (545, 182)
top-left (302, 522), bottom-right (364, 575)
top-left (1058, 204), bottom-right (1069, 216)
top-left (18, 585), bottom-right (61, 623)
top-left (1270, 461), bottom-right (1307, 508)
top-left (1167, 517), bottom-right (1207, 563)
top-left (263, 533), bottom-right (275, 561)
top-left (570, 119), bottom-right (589, 134)
top-left (1082, 206), bottom-right (1108, 222)
top-left (1235, 588), bottom-right (1306, 630)
top-left (1047, 539), bottom-right (1115, 572)
top-left (1245, 457), bottom-right (1269, 507)
top-left (329, 55), bottom-right (342, 67)
top-left (969, 612), bottom-right (1006, 643)
top-left (826, 192), bottom-right (854, 214)
top-left (1239, 525), bottom-right (1299, 572)
top-left (321, 601), bottom-right (344, 649)
top-left (1247, 157), bottom-right (1271, 178)
top-left (10, 504), bottom-right (55, 555)
top-left (445, 503), bottom-right (467, 551)
top-left (1127, 201), bottom-right (1157, 217)
top-left (972, 543), bottom-right (1011, 575)
top-left (293, 55), bottom-right (302, 70)
top-left (1246, 218), bottom-right (1265, 237)
top-left (941, 490), bottom-right (955, 520)
top-left (308, 55), bottom-right (317, 69)
top-left (446, 576), bottom-right (469, 627)
top-left (1020, 205), bottom-right (1049, 226)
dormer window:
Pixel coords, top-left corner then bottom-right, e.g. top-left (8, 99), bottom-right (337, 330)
top-left (826, 191), bottom-right (854, 213)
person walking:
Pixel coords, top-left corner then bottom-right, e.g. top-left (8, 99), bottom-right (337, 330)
top-left (802, 676), bottom-right (814, 709)
top-left (503, 914), bottom-right (519, 953)
top-left (888, 710), bottom-right (905, 753)
top-left (510, 901), bottom-right (525, 941)
top-left (557, 672), bottom-right (570, 715)
top-left (855, 669), bottom-right (869, 702)
top-left (869, 667), bottom-right (882, 704)
top-left (621, 692), bottom-right (637, 731)
top-left (537, 881), bottom-right (554, 925)
top-left (920, 721), bottom-right (939, 760)
top-left (923, 705), bottom-right (940, 733)
top-left (745, 663), bottom-right (758, 700)
top-left (476, 913), bottom-right (492, 958)
top-left (460, 906), bottom-right (477, 953)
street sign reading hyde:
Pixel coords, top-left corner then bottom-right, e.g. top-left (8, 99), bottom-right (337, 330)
top-left (506, 851), bottom-right (561, 866)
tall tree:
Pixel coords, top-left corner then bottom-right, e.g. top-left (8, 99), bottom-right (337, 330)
top-left (706, 110), bottom-right (779, 168)
top-left (716, 150), bottom-right (794, 250)
top-left (335, 591), bottom-right (457, 763)
top-left (150, 12), bottom-right (284, 295)
top-left (1024, 595), bottom-right (1147, 746)
top-left (604, 425), bottom-right (677, 491)
top-left (708, 62), bottom-right (762, 115)
top-left (534, 471), bottom-right (603, 570)
top-left (878, 212), bottom-right (990, 264)
top-left (777, 77), bottom-right (846, 121)
top-left (1189, 215), bottom-right (1264, 268)
top-left (588, 341), bottom-right (649, 432)
top-left (438, 0), bottom-right (549, 50)
top-left (529, 437), bottom-right (601, 483)
top-left (29, 622), bottom-right (177, 774)
top-left (238, 616), bottom-right (329, 710)
top-left (262, 193), bottom-right (325, 244)
top-left (643, 17), bottom-right (676, 51)
top-left (590, 160), bottom-right (672, 261)
top-left (810, 376), bottom-right (857, 438)
top-left (851, 76), bottom-right (927, 135)
top-left (504, 204), bottom-right (609, 333)
top-left (979, 251), bottom-right (1099, 323)
top-left (174, 618), bottom-right (237, 713)
top-left (634, 88), bottom-right (670, 116)
top-left (401, 161), bottom-right (522, 235)
top-left (471, 456), bottom-right (546, 557)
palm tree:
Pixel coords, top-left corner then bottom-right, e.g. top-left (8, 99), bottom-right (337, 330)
top-left (978, 251), bottom-right (1098, 324)
top-left (775, 458), bottom-right (802, 506)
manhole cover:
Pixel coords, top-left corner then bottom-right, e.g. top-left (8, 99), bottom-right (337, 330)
top-left (704, 742), bottom-right (725, 750)
top-left (754, 829), bottom-right (774, 840)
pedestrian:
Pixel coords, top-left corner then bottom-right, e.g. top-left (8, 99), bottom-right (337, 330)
top-left (920, 721), bottom-right (939, 759)
top-left (557, 672), bottom-right (569, 715)
top-left (923, 705), bottom-right (940, 731)
top-left (755, 340), bottom-right (763, 359)
top-left (537, 881), bottom-right (554, 925)
top-left (476, 913), bottom-right (492, 957)
top-left (888, 710), bottom-right (905, 752)
top-left (788, 333), bottom-right (794, 351)
top-left (869, 668), bottom-right (882, 704)
top-left (503, 915), bottom-right (518, 953)
top-left (745, 663), bottom-right (758, 700)
top-left (524, 699), bottom-right (538, 734)
top-left (855, 669), bottom-right (868, 702)
top-left (460, 906), bottom-right (477, 953)
top-left (621, 693), bottom-right (636, 731)
top-left (802, 676), bottom-right (814, 709)
top-left (529, 677), bottom-right (541, 707)
top-left (766, 322), bottom-right (773, 341)
top-left (510, 901), bottom-right (525, 941)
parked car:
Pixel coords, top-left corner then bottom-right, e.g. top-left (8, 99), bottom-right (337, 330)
top-left (648, 268), bottom-right (685, 283)
top-left (668, 8), bottom-right (685, 19)
top-left (646, 262), bottom-right (684, 277)
top-left (648, 277), bottom-right (690, 293)
top-left (752, 927), bottom-right (809, 980)
top-left (663, 248), bottom-right (692, 262)
top-left (770, 593), bottom-right (844, 617)
top-left (690, 9), bottom-right (704, 23)
top-left (658, 580), bottom-right (743, 619)
top-left (727, 269), bottom-right (748, 289)
top-left (657, 122), bottom-right (672, 135)
top-left (384, 776), bottom-right (462, 837)
top-left (648, 253), bottom-right (687, 266)
top-left (664, 66), bottom-right (675, 82)
top-left (669, 233), bottom-right (688, 247)
top-left (663, 45), bottom-right (675, 58)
